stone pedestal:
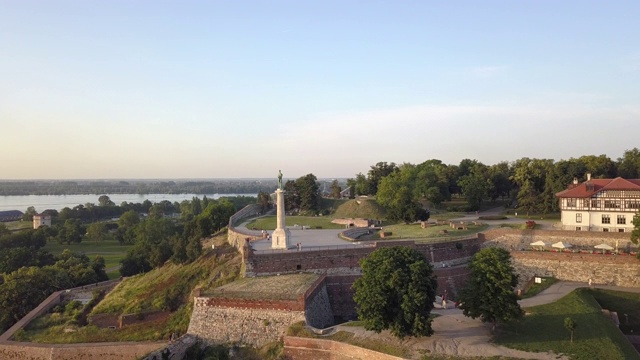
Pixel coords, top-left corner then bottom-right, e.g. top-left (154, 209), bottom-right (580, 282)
top-left (272, 189), bottom-right (291, 249)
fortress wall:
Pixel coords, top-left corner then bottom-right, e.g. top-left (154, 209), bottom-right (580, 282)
top-left (246, 237), bottom-right (480, 277)
top-left (284, 336), bottom-right (406, 360)
top-left (511, 251), bottom-right (640, 288)
top-left (304, 283), bottom-right (334, 329)
top-left (480, 228), bottom-right (635, 250)
top-left (0, 341), bottom-right (165, 360)
top-left (227, 204), bottom-right (264, 249)
top-left (188, 298), bottom-right (306, 346)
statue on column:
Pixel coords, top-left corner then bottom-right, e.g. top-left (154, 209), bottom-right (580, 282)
top-left (278, 170), bottom-right (283, 190)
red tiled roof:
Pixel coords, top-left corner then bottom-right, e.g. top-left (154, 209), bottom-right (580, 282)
top-left (556, 177), bottom-right (640, 198)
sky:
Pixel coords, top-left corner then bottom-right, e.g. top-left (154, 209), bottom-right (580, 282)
top-left (1, 1), bottom-right (639, 179)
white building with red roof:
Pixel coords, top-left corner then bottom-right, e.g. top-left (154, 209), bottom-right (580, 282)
top-left (556, 173), bottom-right (640, 232)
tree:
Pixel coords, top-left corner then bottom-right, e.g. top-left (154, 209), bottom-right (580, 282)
top-left (617, 148), bottom-right (640, 178)
top-left (458, 247), bottom-right (523, 331)
top-left (457, 163), bottom-right (490, 211)
top-left (295, 174), bottom-right (320, 213)
top-left (23, 206), bottom-right (37, 221)
top-left (257, 191), bottom-right (272, 213)
top-left (85, 222), bottom-right (108, 243)
top-left (376, 165), bottom-right (429, 223)
top-left (367, 162), bottom-right (398, 195)
top-left (631, 211), bottom-right (640, 258)
top-left (564, 317), bottom-right (577, 343)
top-left (57, 219), bottom-right (83, 244)
top-left (353, 246), bottom-right (437, 339)
top-left (0, 223), bottom-right (9, 236)
top-left (330, 179), bottom-right (342, 198)
top-left (98, 195), bottom-right (115, 207)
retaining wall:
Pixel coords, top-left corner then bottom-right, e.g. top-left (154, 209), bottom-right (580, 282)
top-left (511, 251), bottom-right (640, 288)
top-left (284, 336), bottom-right (405, 360)
top-left (480, 228), bottom-right (635, 250)
top-left (0, 341), bottom-right (165, 360)
top-left (141, 334), bottom-right (197, 360)
top-left (245, 237), bottom-right (481, 277)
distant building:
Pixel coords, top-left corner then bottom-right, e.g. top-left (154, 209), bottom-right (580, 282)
top-left (33, 214), bottom-right (52, 229)
top-left (0, 210), bottom-right (24, 222)
top-left (556, 173), bottom-right (640, 232)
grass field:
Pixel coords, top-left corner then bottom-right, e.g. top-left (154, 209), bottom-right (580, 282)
top-left (3, 220), bottom-right (32, 231)
top-left (496, 288), bottom-right (640, 360)
top-left (42, 239), bottom-right (133, 277)
top-left (374, 223), bottom-right (488, 240)
top-left (244, 216), bottom-right (344, 230)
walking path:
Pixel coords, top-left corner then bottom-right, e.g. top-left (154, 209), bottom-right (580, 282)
top-left (340, 281), bottom-right (640, 359)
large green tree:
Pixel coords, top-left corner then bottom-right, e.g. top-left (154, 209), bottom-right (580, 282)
top-left (376, 164), bottom-right (429, 223)
top-left (631, 211), bottom-right (640, 259)
top-left (353, 246), bottom-right (437, 339)
top-left (458, 247), bottom-right (523, 331)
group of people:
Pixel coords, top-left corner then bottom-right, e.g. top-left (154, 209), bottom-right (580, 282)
top-left (296, 242), bottom-right (303, 251)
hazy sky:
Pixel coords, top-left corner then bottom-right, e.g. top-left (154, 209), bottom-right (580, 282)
top-left (1, 1), bottom-right (639, 179)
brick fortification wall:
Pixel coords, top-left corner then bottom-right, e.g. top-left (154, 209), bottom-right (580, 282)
top-left (245, 238), bottom-right (481, 277)
top-left (227, 204), bottom-right (264, 250)
top-left (511, 251), bottom-right (640, 288)
top-left (141, 334), bottom-right (197, 360)
top-left (480, 229), bottom-right (640, 288)
top-left (188, 297), bottom-right (306, 346)
top-left (0, 341), bottom-right (165, 360)
top-left (480, 228), bottom-right (635, 251)
top-left (188, 275), bottom-right (334, 346)
top-left (284, 336), bottom-right (405, 360)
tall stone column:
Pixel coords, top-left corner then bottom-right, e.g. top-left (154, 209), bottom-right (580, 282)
top-left (272, 188), bottom-right (291, 249)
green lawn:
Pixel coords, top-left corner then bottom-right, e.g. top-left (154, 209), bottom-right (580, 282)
top-left (374, 223), bottom-right (487, 240)
top-left (496, 288), bottom-right (640, 360)
top-left (244, 216), bottom-right (344, 230)
top-left (43, 239), bottom-right (133, 276)
top-left (3, 220), bottom-right (32, 231)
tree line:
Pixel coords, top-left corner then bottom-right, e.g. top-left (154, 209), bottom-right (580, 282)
top-left (347, 148), bottom-right (640, 221)
top-left (0, 179), bottom-right (276, 196)
top-left (0, 195), bottom-right (255, 333)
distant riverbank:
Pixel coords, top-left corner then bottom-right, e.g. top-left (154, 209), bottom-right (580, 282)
top-left (0, 194), bottom-right (256, 212)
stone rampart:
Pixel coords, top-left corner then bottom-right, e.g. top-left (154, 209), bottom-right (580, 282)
top-left (0, 341), bottom-right (165, 360)
top-left (480, 228), bottom-right (635, 250)
top-left (227, 204), bottom-right (264, 249)
top-left (246, 237), bottom-right (480, 277)
top-left (141, 334), bottom-right (197, 360)
top-left (511, 251), bottom-right (640, 288)
top-left (188, 303), bottom-right (306, 346)
top-left (284, 336), bottom-right (405, 360)
top-left (304, 282), bottom-right (334, 329)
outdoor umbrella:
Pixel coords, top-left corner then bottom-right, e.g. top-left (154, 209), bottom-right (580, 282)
top-left (552, 241), bottom-right (572, 250)
top-left (594, 243), bottom-right (614, 254)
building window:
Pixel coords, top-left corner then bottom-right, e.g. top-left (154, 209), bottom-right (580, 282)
top-left (591, 200), bottom-right (600, 208)
top-left (617, 215), bottom-right (626, 225)
top-left (604, 200), bottom-right (619, 208)
top-left (603, 228), bottom-right (609, 232)
top-left (567, 199), bottom-right (576, 207)
top-left (602, 215), bottom-right (611, 224)
top-left (619, 229), bottom-right (625, 233)
top-left (576, 213), bottom-right (582, 223)
top-left (575, 227), bottom-right (581, 231)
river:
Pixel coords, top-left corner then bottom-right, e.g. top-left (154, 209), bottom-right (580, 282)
top-left (0, 194), bottom-right (256, 213)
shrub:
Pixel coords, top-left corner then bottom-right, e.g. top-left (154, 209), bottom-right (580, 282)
top-left (65, 300), bottom-right (83, 315)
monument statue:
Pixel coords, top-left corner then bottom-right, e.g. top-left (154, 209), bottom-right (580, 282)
top-left (272, 169), bottom-right (291, 249)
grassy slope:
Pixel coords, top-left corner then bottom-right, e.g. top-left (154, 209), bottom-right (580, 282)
top-left (332, 198), bottom-right (387, 220)
top-left (496, 288), bottom-right (640, 360)
top-left (21, 234), bottom-right (242, 343)
top-left (590, 289), bottom-right (640, 334)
